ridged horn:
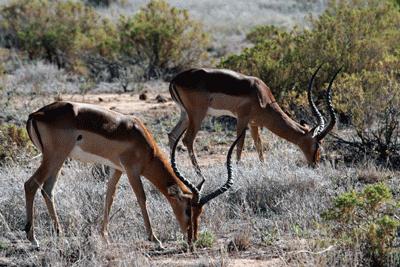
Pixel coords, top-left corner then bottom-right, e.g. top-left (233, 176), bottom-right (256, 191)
top-left (170, 129), bottom-right (200, 204)
top-left (198, 129), bottom-right (245, 206)
top-left (316, 67), bottom-right (342, 141)
top-left (308, 64), bottom-right (325, 132)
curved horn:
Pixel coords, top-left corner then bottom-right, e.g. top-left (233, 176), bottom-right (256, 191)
top-left (199, 129), bottom-right (246, 206)
top-left (308, 64), bottom-right (325, 132)
top-left (171, 129), bottom-right (200, 203)
top-left (316, 67), bottom-right (342, 141)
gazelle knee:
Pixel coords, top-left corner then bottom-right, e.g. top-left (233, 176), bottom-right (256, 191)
top-left (24, 180), bottom-right (38, 195)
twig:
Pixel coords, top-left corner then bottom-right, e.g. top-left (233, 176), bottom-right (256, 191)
top-left (287, 245), bottom-right (335, 255)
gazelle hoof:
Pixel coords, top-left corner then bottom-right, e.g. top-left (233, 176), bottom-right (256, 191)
top-left (30, 238), bottom-right (40, 249)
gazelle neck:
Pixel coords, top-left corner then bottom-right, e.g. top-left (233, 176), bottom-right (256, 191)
top-left (255, 103), bottom-right (309, 145)
top-left (142, 149), bottom-right (191, 197)
top-left (141, 149), bottom-right (191, 232)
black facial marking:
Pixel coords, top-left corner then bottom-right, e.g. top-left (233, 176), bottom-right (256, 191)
top-left (77, 135), bottom-right (82, 141)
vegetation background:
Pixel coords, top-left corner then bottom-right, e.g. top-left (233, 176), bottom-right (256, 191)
top-left (0, 0), bottom-right (399, 266)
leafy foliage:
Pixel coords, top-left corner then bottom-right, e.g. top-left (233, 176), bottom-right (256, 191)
top-left (0, 123), bottom-right (35, 164)
top-left (220, 0), bottom-right (400, 111)
top-left (118, 0), bottom-right (209, 79)
top-left (194, 230), bottom-right (215, 248)
top-left (0, 0), bottom-right (118, 73)
top-left (220, 0), bottom-right (400, 166)
top-left (322, 183), bottom-right (399, 266)
top-left (0, 0), bottom-right (208, 80)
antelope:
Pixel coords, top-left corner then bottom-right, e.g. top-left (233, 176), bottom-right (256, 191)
top-left (168, 66), bottom-right (341, 174)
top-left (24, 101), bottom-right (241, 249)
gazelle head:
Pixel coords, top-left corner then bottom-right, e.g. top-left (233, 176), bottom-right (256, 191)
top-left (300, 65), bottom-right (342, 166)
top-left (170, 129), bottom-right (244, 249)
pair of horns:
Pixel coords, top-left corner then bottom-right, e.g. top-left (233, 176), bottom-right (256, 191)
top-left (171, 130), bottom-right (245, 206)
top-left (308, 64), bottom-right (341, 141)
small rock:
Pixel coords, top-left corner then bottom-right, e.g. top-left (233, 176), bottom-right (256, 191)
top-left (155, 94), bottom-right (167, 103)
top-left (139, 91), bottom-right (148, 101)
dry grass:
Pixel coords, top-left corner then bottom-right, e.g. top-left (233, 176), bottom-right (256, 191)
top-left (0, 69), bottom-right (399, 265)
top-left (1, 123), bottom-right (398, 265)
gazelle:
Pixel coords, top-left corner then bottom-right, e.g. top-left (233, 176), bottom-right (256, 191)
top-left (24, 101), bottom-right (240, 248)
top-left (168, 66), bottom-right (341, 173)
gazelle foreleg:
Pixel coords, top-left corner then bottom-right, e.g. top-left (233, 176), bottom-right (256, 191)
top-left (124, 164), bottom-right (162, 247)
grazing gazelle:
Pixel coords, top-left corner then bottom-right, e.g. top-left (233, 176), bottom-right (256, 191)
top-left (24, 101), bottom-right (241, 249)
top-left (168, 66), bottom-right (341, 174)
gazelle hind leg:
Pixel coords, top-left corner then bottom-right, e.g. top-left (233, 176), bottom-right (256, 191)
top-left (168, 109), bottom-right (189, 150)
top-left (235, 117), bottom-right (250, 162)
top-left (24, 156), bottom-right (66, 246)
top-left (41, 168), bottom-right (63, 236)
top-left (101, 169), bottom-right (122, 242)
top-left (250, 125), bottom-right (264, 162)
top-left (182, 109), bottom-right (207, 178)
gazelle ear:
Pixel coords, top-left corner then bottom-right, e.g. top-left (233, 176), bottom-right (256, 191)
top-left (300, 120), bottom-right (311, 131)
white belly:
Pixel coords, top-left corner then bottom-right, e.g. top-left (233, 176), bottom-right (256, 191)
top-left (69, 146), bottom-right (123, 171)
top-left (207, 107), bottom-right (236, 118)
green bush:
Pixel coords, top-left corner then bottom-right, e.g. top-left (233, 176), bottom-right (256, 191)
top-left (0, 0), bottom-right (119, 74)
top-left (118, 0), bottom-right (209, 79)
top-left (220, 1), bottom-right (400, 102)
top-left (0, 124), bottom-right (35, 164)
top-left (219, 0), bottom-right (400, 114)
top-left (0, 0), bottom-right (208, 81)
top-left (220, 0), bottom-right (400, 166)
top-left (322, 183), bottom-right (399, 266)
top-left (194, 230), bottom-right (215, 248)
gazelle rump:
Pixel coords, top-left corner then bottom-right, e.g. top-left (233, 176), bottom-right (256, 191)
top-left (168, 66), bottom-right (341, 171)
top-left (24, 101), bottom-right (240, 248)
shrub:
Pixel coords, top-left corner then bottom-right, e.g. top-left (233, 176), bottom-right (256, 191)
top-left (0, 0), bottom-right (119, 73)
top-left (118, 0), bottom-right (209, 79)
top-left (219, 0), bottom-right (400, 166)
top-left (322, 183), bottom-right (399, 266)
top-left (194, 230), bottom-right (215, 248)
top-left (0, 123), bottom-right (35, 164)
top-left (330, 71), bottom-right (400, 167)
top-left (219, 0), bottom-right (400, 111)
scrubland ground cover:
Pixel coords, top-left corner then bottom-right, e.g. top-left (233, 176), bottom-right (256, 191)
top-left (0, 0), bottom-right (399, 266)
